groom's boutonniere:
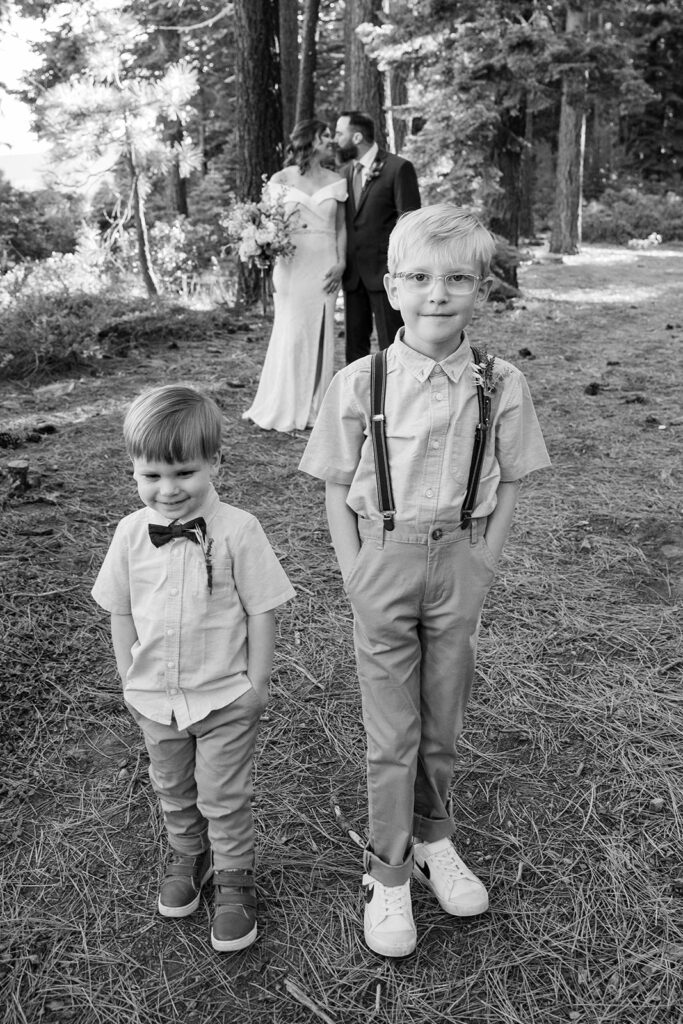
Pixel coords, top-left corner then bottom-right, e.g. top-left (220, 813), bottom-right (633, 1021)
top-left (366, 159), bottom-right (385, 184)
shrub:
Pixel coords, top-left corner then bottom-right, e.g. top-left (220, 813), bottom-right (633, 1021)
top-left (0, 292), bottom-right (150, 380)
top-left (582, 187), bottom-right (683, 244)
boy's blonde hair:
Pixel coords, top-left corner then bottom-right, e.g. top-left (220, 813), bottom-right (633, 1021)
top-left (123, 384), bottom-right (222, 463)
top-left (388, 204), bottom-right (497, 277)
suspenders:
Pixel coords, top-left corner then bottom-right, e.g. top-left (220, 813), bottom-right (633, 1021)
top-left (370, 347), bottom-right (491, 531)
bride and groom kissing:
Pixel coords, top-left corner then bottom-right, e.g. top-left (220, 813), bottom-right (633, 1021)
top-left (243, 111), bottom-right (420, 434)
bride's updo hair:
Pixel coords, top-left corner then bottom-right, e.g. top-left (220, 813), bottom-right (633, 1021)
top-left (285, 118), bottom-right (329, 175)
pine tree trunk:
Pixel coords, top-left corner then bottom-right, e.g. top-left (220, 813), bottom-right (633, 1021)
top-left (344, 0), bottom-right (386, 145)
top-left (130, 168), bottom-right (159, 298)
top-left (233, 0), bottom-right (283, 201)
top-left (550, 5), bottom-right (587, 254)
top-left (386, 66), bottom-right (407, 154)
top-left (296, 0), bottom-right (320, 123)
top-left (519, 105), bottom-right (535, 239)
top-left (158, 23), bottom-right (189, 217)
top-left (233, 0), bottom-right (283, 304)
top-left (279, 0), bottom-right (299, 141)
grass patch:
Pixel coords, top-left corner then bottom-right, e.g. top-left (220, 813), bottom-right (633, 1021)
top-left (1, 249), bottom-right (682, 1022)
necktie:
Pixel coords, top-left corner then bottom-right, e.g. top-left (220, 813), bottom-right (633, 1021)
top-left (148, 517), bottom-right (206, 548)
top-left (353, 162), bottom-right (364, 206)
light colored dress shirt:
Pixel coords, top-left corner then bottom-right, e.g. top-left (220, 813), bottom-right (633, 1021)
top-left (356, 142), bottom-right (379, 190)
top-left (299, 333), bottom-right (551, 529)
top-left (92, 486), bottom-right (295, 729)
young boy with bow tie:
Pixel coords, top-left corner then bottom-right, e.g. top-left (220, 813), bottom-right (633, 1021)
top-left (92, 384), bottom-right (295, 952)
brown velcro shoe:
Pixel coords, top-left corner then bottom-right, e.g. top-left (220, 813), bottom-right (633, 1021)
top-left (158, 848), bottom-right (213, 918)
top-left (210, 869), bottom-right (258, 952)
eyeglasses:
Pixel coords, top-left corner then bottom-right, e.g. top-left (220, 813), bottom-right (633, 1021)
top-left (392, 272), bottom-right (481, 296)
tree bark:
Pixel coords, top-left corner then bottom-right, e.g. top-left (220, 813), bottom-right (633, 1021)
top-left (550, 4), bottom-right (587, 254)
top-left (519, 104), bottom-right (535, 239)
top-left (489, 111), bottom-right (525, 250)
top-left (157, 23), bottom-right (189, 217)
top-left (279, 0), bottom-right (299, 141)
top-left (233, 0), bottom-right (283, 201)
top-left (296, 0), bottom-right (320, 123)
top-left (129, 163), bottom-right (159, 298)
top-left (233, 0), bottom-right (283, 304)
top-left (344, 0), bottom-right (386, 145)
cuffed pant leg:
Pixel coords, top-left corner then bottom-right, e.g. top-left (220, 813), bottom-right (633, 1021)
top-left (131, 710), bottom-right (209, 857)
top-left (193, 690), bottom-right (263, 871)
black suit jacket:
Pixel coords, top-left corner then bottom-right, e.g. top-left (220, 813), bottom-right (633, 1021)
top-left (342, 149), bottom-right (421, 292)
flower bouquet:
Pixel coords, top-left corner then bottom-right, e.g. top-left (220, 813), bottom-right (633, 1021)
top-left (223, 185), bottom-right (299, 313)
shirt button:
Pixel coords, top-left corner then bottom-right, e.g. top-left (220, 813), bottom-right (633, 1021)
top-left (169, 688), bottom-right (178, 695)
top-left (167, 661), bottom-right (174, 668)
top-left (170, 588), bottom-right (178, 596)
top-left (425, 488), bottom-right (434, 498)
top-left (432, 441), bottom-right (440, 449)
top-left (434, 393), bottom-right (443, 401)
top-left (431, 528), bottom-right (443, 540)
top-left (166, 628), bottom-right (174, 636)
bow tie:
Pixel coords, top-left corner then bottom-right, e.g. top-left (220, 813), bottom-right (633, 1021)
top-left (148, 517), bottom-right (206, 548)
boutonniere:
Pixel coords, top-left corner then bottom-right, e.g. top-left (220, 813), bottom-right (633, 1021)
top-left (192, 525), bottom-right (214, 594)
top-left (471, 353), bottom-right (509, 396)
top-left (366, 160), bottom-right (385, 184)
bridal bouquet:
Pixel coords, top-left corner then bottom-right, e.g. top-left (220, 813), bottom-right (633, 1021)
top-left (223, 186), bottom-right (298, 272)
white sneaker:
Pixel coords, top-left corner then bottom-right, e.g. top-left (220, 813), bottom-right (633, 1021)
top-left (413, 838), bottom-right (488, 916)
top-left (362, 874), bottom-right (417, 957)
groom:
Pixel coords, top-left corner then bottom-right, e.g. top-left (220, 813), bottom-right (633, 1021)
top-left (335, 110), bottom-right (421, 363)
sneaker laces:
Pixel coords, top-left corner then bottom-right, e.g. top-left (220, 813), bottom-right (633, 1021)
top-left (429, 846), bottom-right (469, 883)
top-left (378, 881), bottom-right (411, 916)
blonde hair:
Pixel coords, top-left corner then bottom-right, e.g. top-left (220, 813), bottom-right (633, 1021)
top-left (388, 204), bottom-right (497, 277)
top-left (123, 385), bottom-right (222, 463)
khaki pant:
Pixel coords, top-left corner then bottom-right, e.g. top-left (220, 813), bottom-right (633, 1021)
top-left (345, 517), bottom-right (497, 886)
top-left (130, 687), bottom-right (264, 871)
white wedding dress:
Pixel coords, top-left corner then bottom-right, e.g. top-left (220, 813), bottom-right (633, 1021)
top-left (243, 177), bottom-right (347, 432)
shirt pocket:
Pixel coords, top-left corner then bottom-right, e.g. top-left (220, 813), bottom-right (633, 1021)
top-left (192, 554), bottom-right (234, 598)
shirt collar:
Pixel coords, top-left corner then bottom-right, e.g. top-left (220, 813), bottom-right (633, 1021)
top-left (144, 485), bottom-right (221, 527)
top-left (393, 331), bottom-right (473, 384)
top-left (358, 143), bottom-right (379, 171)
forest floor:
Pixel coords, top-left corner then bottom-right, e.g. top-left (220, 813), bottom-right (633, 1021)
top-left (1, 241), bottom-right (682, 1024)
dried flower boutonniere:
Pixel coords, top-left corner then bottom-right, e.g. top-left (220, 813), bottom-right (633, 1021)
top-left (471, 353), bottom-right (510, 396)
top-left (192, 525), bottom-right (214, 594)
top-left (365, 159), bottom-right (385, 185)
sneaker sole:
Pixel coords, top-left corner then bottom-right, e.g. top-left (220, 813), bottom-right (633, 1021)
top-left (364, 929), bottom-right (416, 958)
top-left (210, 922), bottom-right (257, 952)
top-left (158, 865), bottom-right (214, 918)
top-left (413, 866), bottom-right (489, 917)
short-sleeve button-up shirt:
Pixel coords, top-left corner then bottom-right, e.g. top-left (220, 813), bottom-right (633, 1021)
top-left (299, 333), bottom-right (550, 528)
top-left (92, 487), bottom-right (295, 728)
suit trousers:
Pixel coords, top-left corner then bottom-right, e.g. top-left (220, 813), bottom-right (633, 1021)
top-left (129, 687), bottom-right (264, 870)
top-left (344, 281), bottom-right (404, 362)
top-left (344, 517), bottom-right (497, 886)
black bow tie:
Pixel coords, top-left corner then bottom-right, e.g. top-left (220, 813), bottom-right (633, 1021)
top-left (148, 517), bottom-right (206, 548)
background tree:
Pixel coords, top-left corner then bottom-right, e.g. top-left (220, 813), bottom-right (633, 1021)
top-left (549, 3), bottom-right (588, 254)
top-left (344, 0), bottom-right (386, 143)
top-left (279, 0), bottom-right (299, 140)
top-left (296, 0), bottom-right (321, 123)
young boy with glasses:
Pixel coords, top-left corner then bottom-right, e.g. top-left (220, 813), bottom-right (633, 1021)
top-left (299, 204), bottom-right (550, 957)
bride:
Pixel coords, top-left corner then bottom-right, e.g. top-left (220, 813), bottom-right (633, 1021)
top-left (243, 119), bottom-right (347, 432)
